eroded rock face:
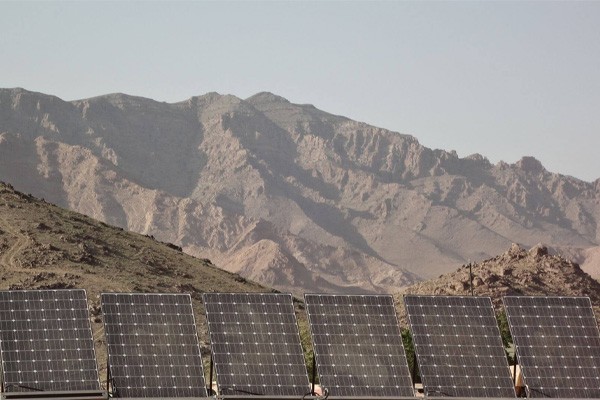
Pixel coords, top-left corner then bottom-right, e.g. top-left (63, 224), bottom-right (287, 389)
top-left (0, 88), bottom-right (599, 294)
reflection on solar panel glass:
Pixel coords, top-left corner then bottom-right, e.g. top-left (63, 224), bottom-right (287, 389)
top-left (504, 296), bottom-right (600, 398)
top-left (101, 293), bottom-right (207, 398)
top-left (305, 294), bottom-right (413, 397)
top-left (203, 293), bottom-right (309, 396)
top-left (0, 289), bottom-right (101, 392)
top-left (404, 295), bottom-right (515, 398)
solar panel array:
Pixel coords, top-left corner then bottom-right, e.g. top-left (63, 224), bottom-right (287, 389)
top-left (5, 288), bottom-right (600, 399)
top-left (504, 296), bottom-right (600, 398)
top-left (101, 293), bottom-right (207, 398)
top-left (305, 294), bottom-right (414, 397)
top-left (0, 289), bottom-right (101, 392)
top-left (203, 293), bottom-right (309, 396)
top-left (404, 295), bottom-right (515, 398)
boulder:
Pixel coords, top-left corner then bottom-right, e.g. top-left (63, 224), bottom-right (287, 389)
top-left (529, 243), bottom-right (548, 258)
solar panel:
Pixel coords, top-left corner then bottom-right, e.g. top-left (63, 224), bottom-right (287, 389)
top-left (203, 293), bottom-right (309, 397)
top-left (404, 295), bottom-right (515, 398)
top-left (503, 296), bottom-right (600, 398)
top-left (0, 289), bottom-right (101, 392)
top-left (304, 294), bottom-right (414, 397)
top-left (101, 293), bottom-right (207, 398)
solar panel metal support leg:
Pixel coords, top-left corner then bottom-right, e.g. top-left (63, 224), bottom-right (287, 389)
top-left (311, 354), bottom-right (316, 395)
top-left (512, 354), bottom-right (517, 386)
top-left (106, 365), bottom-right (111, 396)
top-left (411, 352), bottom-right (417, 388)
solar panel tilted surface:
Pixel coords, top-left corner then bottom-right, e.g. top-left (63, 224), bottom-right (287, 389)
top-left (101, 293), bottom-right (207, 398)
top-left (0, 289), bottom-right (101, 393)
top-left (504, 296), bottom-right (600, 398)
top-left (304, 294), bottom-right (414, 398)
top-left (404, 295), bottom-right (516, 398)
top-left (203, 293), bottom-right (310, 397)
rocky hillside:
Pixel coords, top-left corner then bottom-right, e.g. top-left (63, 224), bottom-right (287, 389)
top-left (397, 243), bottom-right (600, 322)
top-left (0, 181), bottom-right (272, 381)
top-left (1, 88), bottom-right (599, 294)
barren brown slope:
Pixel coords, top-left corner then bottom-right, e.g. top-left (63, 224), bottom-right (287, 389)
top-left (0, 181), bottom-right (274, 383)
top-left (0, 88), bottom-right (599, 295)
top-left (396, 243), bottom-right (600, 323)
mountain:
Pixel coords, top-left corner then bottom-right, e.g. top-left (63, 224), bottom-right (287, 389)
top-left (1, 88), bottom-right (599, 294)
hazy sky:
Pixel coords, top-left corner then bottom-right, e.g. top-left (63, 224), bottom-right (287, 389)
top-left (2, 2), bottom-right (599, 181)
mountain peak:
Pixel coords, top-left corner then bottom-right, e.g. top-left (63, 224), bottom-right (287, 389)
top-left (515, 156), bottom-right (545, 174)
top-left (246, 92), bottom-right (291, 105)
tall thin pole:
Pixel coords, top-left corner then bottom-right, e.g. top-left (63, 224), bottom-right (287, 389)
top-left (469, 262), bottom-right (474, 296)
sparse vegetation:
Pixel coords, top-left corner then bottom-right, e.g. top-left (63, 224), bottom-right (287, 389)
top-left (297, 316), bottom-right (316, 384)
top-left (402, 328), bottom-right (420, 383)
top-left (497, 310), bottom-right (515, 363)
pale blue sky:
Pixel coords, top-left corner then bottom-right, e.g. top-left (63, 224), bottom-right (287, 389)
top-left (2, 1), bottom-right (599, 181)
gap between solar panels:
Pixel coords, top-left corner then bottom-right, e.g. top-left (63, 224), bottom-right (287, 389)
top-left (0, 289), bottom-right (107, 400)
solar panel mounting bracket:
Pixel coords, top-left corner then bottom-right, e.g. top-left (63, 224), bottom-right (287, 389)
top-left (216, 397), bottom-right (424, 400)
top-left (216, 396), bottom-right (317, 400)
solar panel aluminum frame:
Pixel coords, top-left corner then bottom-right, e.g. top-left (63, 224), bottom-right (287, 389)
top-left (304, 294), bottom-right (414, 399)
top-left (503, 296), bottom-right (600, 399)
top-left (203, 292), bottom-right (311, 397)
top-left (0, 289), bottom-right (104, 397)
top-left (403, 295), bottom-right (516, 398)
top-left (101, 293), bottom-right (207, 399)
top-left (0, 390), bottom-right (108, 400)
top-left (215, 396), bottom-right (434, 400)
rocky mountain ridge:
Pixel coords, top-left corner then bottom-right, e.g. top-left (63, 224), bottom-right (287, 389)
top-left (1, 87), bottom-right (599, 294)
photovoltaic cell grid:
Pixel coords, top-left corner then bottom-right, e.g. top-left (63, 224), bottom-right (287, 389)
top-left (0, 289), bottom-right (101, 392)
top-left (504, 296), bottom-right (600, 398)
top-left (101, 293), bottom-right (207, 398)
top-left (404, 295), bottom-right (515, 398)
top-left (203, 293), bottom-right (310, 396)
top-left (304, 294), bottom-right (414, 397)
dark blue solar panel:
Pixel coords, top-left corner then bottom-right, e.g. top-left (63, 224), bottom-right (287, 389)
top-left (101, 293), bottom-right (207, 398)
top-left (405, 295), bottom-right (515, 398)
top-left (305, 294), bottom-right (414, 397)
top-left (203, 293), bottom-right (309, 396)
top-left (504, 296), bottom-right (600, 398)
top-left (0, 289), bottom-right (101, 392)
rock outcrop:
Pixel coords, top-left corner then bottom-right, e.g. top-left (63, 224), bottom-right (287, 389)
top-left (399, 243), bottom-right (600, 322)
